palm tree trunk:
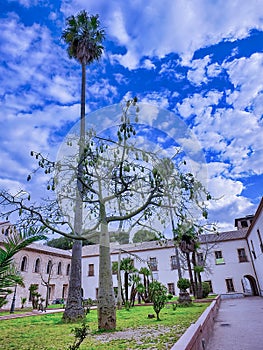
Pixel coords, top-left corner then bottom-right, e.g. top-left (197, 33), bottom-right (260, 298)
top-left (97, 215), bottom-right (116, 330)
top-left (62, 61), bottom-right (86, 322)
top-left (117, 250), bottom-right (122, 309)
top-left (186, 252), bottom-right (195, 297)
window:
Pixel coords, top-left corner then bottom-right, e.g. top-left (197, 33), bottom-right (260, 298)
top-left (225, 278), bottom-right (235, 292)
top-left (149, 257), bottom-right (158, 271)
top-left (215, 251), bottom-right (225, 264)
top-left (34, 258), bottom-right (40, 273)
top-left (167, 283), bottom-right (175, 295)
top-left (250, 240), bottom-right (256, 259)
top-left (62, 284), bottom-right (68, 299)
top-left (257, 229), bottom-right (263, 253)
top-left (66, 264), bottom-right (70, 276)
top-left (197, 252), bottom-right (204, 266)
top-left (21, 256), bottom-right (28, 272)
top-left (47, 260), bottom-right (52, 274)
top-left (237, 248), bottom-right (248, 262)
top-left (48, 285), bottom-right (55, 300)
top-left (170, 256), bottom-right (178, 270)
top-left (241, 220), bottom-right (248, 228)
top-left (152, 272), bottom-right (159, 280)
top-left (88, 264), bottom-right (94, 276)
top-left (57, 262), bottom-right (62, 275)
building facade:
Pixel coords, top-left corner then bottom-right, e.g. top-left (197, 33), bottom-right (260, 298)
top-left (81, 224), bottom-right (258, 300)
top-left (1, 196), bottom-right (263, 310)
top-left (0, 222), bottom-right (71, 309)
top-left (246, 197), bottom-right (263, 296)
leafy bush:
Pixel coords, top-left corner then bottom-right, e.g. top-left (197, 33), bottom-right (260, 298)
top-left (167, 293), bottom-right (173, 300)
top-left (202, 282), bottom-right (210, 298)
top-left (177, 278), bottom-right (191, 291)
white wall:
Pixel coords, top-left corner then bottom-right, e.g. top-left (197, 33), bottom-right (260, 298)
top-left (247, 199), bottom-right (263, 296)
top-left (81, 236), bottom-right (258, 300)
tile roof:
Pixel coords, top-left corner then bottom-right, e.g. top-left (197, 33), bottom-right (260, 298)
top-left (82, 228), bottom-right (248, 256)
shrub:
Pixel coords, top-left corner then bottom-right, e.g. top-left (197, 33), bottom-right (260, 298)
top-left (167, 293), bottom-right (173, 300)
top-left (149, 280), bottom-right (167, 320)
top-left (202, 282), bottom-right (210, 298)
top-left (177, 278), bottom-right (191, 291)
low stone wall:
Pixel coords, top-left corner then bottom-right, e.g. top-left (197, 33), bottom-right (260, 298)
top-left (220, 292), bottom-right (243, 299)
top-left (170, 295), bottom-right (221, 350)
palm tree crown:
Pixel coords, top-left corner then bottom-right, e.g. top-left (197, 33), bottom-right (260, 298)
top-left (62, 10), bottom-right (105, 65)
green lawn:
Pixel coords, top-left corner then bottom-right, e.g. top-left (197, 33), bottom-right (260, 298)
top-left (0, 303), bottom-right (209, 349)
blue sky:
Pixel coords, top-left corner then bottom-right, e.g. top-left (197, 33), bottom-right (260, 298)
top-left (0, 0), bottom-right (263, 231)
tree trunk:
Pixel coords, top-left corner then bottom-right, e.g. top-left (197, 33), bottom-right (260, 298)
top-left (62, 62), bottom-right (86, 322)
top-left (62, 239), bottom-right (85, 322)
top-left (124, 271), bottom-right (129, 303)
top-left (97, 220), bottom-right (116, 330)
top-left (186, 252), bottom-right (196, 297)
top-left (116, 250), bottom-right (122, 309)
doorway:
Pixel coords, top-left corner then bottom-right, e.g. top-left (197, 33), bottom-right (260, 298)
top-left (242, 275), bottom-right (259, 296)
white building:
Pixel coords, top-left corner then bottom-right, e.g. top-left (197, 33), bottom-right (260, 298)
top-left (0, 222), bottom-right (71, 309)
top-left (81, 220), bottom-right (258, 300)
top-left (1, 196), bottom-right (263, 310)
top-left (246, 197), bottom-right (263, 296)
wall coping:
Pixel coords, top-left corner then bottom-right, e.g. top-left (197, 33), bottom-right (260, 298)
top-left (170, 295), bottom-right (221, 350)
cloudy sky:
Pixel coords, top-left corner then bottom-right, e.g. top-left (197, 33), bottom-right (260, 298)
top-left (0, 0), bottom-right (263, 231)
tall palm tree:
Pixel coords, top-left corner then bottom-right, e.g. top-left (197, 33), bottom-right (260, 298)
top-left (0, 227), bottom-right (46, 308)
top-left (61, 10), bottom-right (105, 322)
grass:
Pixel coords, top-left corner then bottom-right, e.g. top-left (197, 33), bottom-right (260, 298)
top-left (0, 302), bottom-right (210, 350)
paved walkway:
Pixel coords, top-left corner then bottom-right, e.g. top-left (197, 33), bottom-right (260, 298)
top-left (206, 296), bottom-right (263, 350)
top-left (0, 308), bottom-right (64, 320)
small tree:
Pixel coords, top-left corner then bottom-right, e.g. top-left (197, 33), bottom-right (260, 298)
top-left (68, 322), bottom-right (89, 350)
top-left (29, 284), bottom-right (41, 309)
top-left (177, 278), bottom-right (192, 305)
top-left (149, 280), bottom-right (167, 320)
top-left (120, 257), bottom-right (136, 305)
top-left (138, 267), bottom-right (152, 303)
top-left (177, 278), bottom-right (191, 292)
top-left (21, 297), bottom-right (27, 309)
top-left (40, 262), bottom-right (55, 308)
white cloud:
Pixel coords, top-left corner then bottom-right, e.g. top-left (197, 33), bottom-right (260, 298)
top-left (187, 56), bottom-right (211, 86)
top-left (62, 0), bottom-right (263, 67)
top-left (143, 59), bottom-right (156, 70)
top-left (224, 53), bottom-right (263, 115)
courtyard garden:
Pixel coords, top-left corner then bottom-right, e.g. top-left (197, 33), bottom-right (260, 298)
top-left (0, 301), bottom-right (209, 349)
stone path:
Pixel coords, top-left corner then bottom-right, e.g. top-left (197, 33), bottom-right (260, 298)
top-left (206, 297), bottom-right (263, 350)
top-left (0, 308), bottom-right (64, 320)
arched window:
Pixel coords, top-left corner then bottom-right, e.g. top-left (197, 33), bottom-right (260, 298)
top-left (46, 260), bottom-right (52, 274)
top-left (34, 258), bottom-right (41, 273)
top-left (57, 262), bottom-right (62, 275)
top-left (66, 263), bottom-right (70, 276)
top-left (21, 256), bottom-right (28, 272)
